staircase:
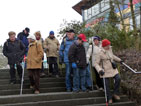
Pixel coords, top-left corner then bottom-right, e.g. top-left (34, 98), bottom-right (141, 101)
top-left (0, 69), bottom-right (136, 106)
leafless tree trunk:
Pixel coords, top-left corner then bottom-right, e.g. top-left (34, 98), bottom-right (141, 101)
top-left (114, 0), bottom-right (126, 31)
top-left (129, 0), bottom-right (137, 35)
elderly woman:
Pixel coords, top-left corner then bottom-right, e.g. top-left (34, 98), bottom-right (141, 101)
top-left (94, 39), bottom-right (123, 104)
top-left (34, 31), bottom-right (45, 77)
top-left (27, 35), bottom-right (44, 94)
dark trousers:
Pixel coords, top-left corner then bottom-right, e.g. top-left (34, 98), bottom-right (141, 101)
top-left (41, 57), bottom-right (44, 73)
top-left (93, 67), bottom-right (103, 88)
top-left (9, 64), bottom-right (23, 82)
top-left (49, 63), bottom-right (59, 75)
top-left (41, 62), bottom-right (44, 73)
top-left (28, 69), bottom-right (40, 91)
top-left (48, 57), bottom-right (59, 75)
top-left (105, 74), bottom-right (121, 100)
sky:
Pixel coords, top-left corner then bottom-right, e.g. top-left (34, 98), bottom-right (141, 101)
top-left (0, 0), bottom-right (82, 45)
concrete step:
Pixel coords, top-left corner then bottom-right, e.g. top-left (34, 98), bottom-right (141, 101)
top-left (0, 82), bottom-right (65, 90)
top-left (0, 96), bottom-right (131, 106)
top-left (0, 91), bottom-right (104, 104)
top-left (0, 77), bottom-right (65, 84)
top-left (79, 101), bottom-right (135, 106)
top-left (0, 87), bottom-right (66, 96)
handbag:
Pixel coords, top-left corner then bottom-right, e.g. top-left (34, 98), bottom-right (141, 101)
top-left (111, 61), bottom-right (117, 69)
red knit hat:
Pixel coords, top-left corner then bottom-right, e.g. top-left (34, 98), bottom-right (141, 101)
top-left (102, 39), bottom-right (111, 47)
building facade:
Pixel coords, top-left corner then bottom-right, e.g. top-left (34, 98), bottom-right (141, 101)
top-left (73, 0), bottom-right (140, 30)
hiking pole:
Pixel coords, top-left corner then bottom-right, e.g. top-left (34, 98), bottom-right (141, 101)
top-left (89, 62), bottom-right (94, 90)
top-left (103, 77), bottom-right (108, 106)
top-left (20, 55), bottom-right (26, 95)
top-left (122, 62), bottom-right (141, 74)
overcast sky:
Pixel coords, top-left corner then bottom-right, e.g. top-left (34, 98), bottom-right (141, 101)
top-left (0, 0), bottom-right (82, 45)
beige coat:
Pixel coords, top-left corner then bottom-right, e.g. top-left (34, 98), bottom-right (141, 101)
top-left (94, 47), bottom-right (121, 78)
top-left (87, 43), bottom-right (101, 67)
top-left (44, 37), bottom-right (60, 57)
top-left (27, 41), bottom-right (44, 69)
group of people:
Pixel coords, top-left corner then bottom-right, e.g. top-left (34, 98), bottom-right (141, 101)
top-left (3, 27), bottom-right (123, 104)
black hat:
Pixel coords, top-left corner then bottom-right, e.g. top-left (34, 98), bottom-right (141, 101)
top-left (25, 27), bottom-right (30, 33)
top-left (65, 30), bottom-right (69, 33)
top-left (68, 29), bottom-right (75, 33)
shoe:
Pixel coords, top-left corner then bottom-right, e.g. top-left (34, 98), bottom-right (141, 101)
top-left (34, 90), bottom-right (40, 94)
top-left (113, 94), bottom-right (120, 100)
top-left (30, 85), bottom-right (34, 89)
top-left (10, 81), bottom-right (16, 84)
top-left (108, 99), bottom-right (113, 104)
top-left (82, 89), bottom-right (89, 92)
top-left (73, 90), bottom-right (79, 93)
top-left (67, 89), bottom-right (71, 92)
top-left (55, 75), bottom-right (59, 78)
top-left (99, 87), bottom-right (104, 91)
top-left (40, 73), bottom-right (46, 78)
top-left (87, 87), bottom-right (92, 91)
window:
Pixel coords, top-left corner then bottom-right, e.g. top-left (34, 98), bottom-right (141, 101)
top-left (92, 3), bottom-right (100, 16)
top-left (101, 0), bottom-right (110, 12)
top-left (84, 10), bottom-right (88, 21)
top-left (87, 8), bottom-right (92, 19)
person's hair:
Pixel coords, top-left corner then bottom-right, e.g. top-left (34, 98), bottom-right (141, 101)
top-left (8, 31), bottom-right (16, 36)
top-left (34, 31), bottom-right (41, 37)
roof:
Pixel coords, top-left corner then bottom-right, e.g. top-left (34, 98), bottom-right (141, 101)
top-left (72, 0), bottom-right (101, 15)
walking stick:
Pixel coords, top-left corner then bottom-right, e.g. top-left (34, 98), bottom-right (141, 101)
top-left (122, 62), bottom-right (141, 74)
top-left (89, 61), bottom-right (94, 90)
top-left (20, 55), bottom-right (26, 95)
top-left (103, 77), bottom-right (108, 106)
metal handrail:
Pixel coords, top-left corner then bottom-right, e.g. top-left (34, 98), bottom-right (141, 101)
top-left (122, 62), bottom-right (141, 74)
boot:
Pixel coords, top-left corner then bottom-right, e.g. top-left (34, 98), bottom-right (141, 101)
top-left (113, 94), bottom-right (120, 100)
top-left (34, 90), bottom-right (40, 94)
top-left (108, 99), bottom-right (113, 104)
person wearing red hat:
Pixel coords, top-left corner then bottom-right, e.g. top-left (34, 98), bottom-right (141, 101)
top-left (94, 39), bottom-right (123, 104)
top-left (68, 34), bottom-right (87, 92)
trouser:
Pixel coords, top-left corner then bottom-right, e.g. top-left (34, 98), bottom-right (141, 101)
top-left (105, 74), bottom-right (121, 100)
top-left (28, 69), bottom-right (40, 91)
top-left (85, 64), bottom-right (92, 88)
top-left (48, 57), bottom-right (59, 75)
top-left (73, 68), bottom-right (86, 91)
top-left (41, 57), bottom-right (44, 73)
top-left (65, 63), bottom-right (73, 90)
top-left (49, 63), bottom-right (59, 75)
top-left (93, 67), bottom-right (103, 88)
top-left (41, 62), bottom-right (44, 73)
top-left (9, 63), bottom-right (23, 82)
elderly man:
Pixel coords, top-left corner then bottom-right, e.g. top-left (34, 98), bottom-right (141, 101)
top-left (3, 31), bottom-right (25, 84)
top-left (44, 31), bottom-right (60, 78)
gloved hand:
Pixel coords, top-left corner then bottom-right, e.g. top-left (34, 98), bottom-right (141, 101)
top-left (72, 62), bottom-right (77, 69)
top-left (120, 60), bottom-right (124, 64)
top-left (86, 58), bottom-right (89, 64)
top-left (99, 70), bottom-right (105, 76)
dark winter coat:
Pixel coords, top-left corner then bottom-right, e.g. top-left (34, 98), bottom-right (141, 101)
top-left (68, 41), bottom-right (87, 69)
top-left (3, 39), bottom-right (26, 65)
top-left (17, 31), bottom-right (29, 55)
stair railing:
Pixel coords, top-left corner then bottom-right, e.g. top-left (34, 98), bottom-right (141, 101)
top-left (122, 62), bottom-right (141, 74)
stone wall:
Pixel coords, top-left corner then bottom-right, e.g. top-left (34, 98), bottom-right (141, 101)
top-left (116, 49), bottom-right (141, 105)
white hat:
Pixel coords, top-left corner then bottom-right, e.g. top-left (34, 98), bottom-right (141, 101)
top-left (27, 35), bottom-right (36, 40)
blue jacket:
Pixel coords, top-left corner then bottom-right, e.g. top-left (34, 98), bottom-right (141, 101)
top-left (17, 31), bottom-right (29, 55)
top-left (59, 36), bottom-right (77, 63)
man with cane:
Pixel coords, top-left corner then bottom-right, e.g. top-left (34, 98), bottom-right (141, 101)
top-left (94, 39), bottom-right (123, 104)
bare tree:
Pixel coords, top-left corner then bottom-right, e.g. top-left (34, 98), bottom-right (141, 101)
top-left (129, 0), bottom-right (137, 36)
